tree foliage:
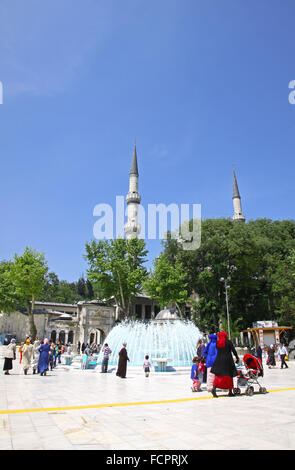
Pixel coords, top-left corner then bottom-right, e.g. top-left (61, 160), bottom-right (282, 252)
top-left (84, 238), bottom-right (148, 315)
top-left (0, 261), bottom-right (22, 312)
top-left (271, 248), bottom-right (295, 329)
top-left (0, 247), bottom-right (48, 339)
top-left (161, 218), bottom-right (295, 334)
top-left (40, 273), bottom-right (96, 304)
top-left (143, 255), bottom-right (188, 316)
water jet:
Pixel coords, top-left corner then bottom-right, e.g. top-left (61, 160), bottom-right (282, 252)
top-left (96, 309), bottom-right (203, 369)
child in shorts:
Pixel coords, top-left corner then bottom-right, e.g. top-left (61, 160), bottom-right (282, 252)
top-left (143, 355), bottom-right (151, 377)
top-left (191, 356), bottom-right (201, 392)
top-left (81, 352), bottom-right (88, 370)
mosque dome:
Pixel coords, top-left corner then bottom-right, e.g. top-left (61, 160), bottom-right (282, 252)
top-left (155, 308), bottom-right (180, 321)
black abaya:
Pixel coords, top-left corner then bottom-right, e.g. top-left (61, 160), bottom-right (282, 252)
top-left (116, 347), bottom-right (129, 378)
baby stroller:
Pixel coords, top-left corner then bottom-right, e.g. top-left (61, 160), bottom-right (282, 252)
top-left (233, 354), bottom-right (267, 396)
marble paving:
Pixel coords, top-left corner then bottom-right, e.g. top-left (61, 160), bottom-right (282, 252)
top-left (0, 349), bottom-right (294, 450)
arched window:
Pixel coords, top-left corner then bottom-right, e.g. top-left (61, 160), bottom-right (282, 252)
top-left (59, 330), bottom-right (65, 344)
top-left (50, 330), bottom-right (57, 342)
top-left (90, 332), bottom-right (95, 345)
top-left (68, 331), bottom-right (74, 344)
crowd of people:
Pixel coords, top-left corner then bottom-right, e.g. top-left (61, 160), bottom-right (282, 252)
top-left (78, 341), bottom-right (101, 355)
top-left (266, 343), bottom-right (289, 369)
top-left (2, 336), bottom-right (71, 376)
top-left (2, 333), bottom-right (290, 391)
top-left (190, 335), bottom-right (290, 397)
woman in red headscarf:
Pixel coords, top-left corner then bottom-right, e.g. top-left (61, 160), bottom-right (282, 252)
top-left (210, 331), bottom-right (239, 397)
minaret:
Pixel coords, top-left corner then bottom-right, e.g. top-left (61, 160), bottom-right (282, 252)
top-left (124, 140), bottom-right (141, 239)
top-left (232, 167), bottom-right (246, 223)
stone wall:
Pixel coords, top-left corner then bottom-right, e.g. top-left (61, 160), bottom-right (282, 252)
top-left (0, 312), bottom-right (48, 342)
top-left (0, 302), bottom-right (117, 346)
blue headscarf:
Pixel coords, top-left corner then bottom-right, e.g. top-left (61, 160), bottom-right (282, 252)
top-left (203, 334), bottom-right (218, 368)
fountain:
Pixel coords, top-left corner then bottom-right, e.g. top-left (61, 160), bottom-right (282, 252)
top-left (96, 309), bottom-right (203, 370)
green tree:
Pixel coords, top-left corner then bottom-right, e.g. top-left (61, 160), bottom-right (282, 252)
top-left (143, 255), bottom-right (188, 317)
top-left (218, 314), bottom-right (243, 341)
top-left (0, 261), bottom-right (22, 313)
top-left (161, 218), bottom-right (295, 333)
top-left (40, 271), bottom-right (60, 302)
top-left (86, 279), bottom-right (95, 299)
top-left (77, 277), bottom-right (86, 298)
top-left (85, 238), bottom-right (148, 316)
top-left (54, 280), bottom-right (80, 304)
top-left (6, 247), bottom-right (48, 339)
top-left (272, 249), bottom-right (295, 331)
top-left (40, 273), bottom-right (96, 303)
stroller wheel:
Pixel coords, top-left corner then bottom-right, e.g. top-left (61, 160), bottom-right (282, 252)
top-left (233, 387), bottom-right (241, 395)
top-left (260, 387), bottom-right (267, 394)
top-left (248, 386), bottom-right (254, 396)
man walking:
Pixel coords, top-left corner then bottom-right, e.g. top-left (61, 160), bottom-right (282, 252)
top-left (101, 343), bottom-right (112, 373)
top-left (278, 343), bottom-right (288, 369)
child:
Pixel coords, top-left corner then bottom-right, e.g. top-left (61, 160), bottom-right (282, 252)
top-left (198, 356), bottom-right (206, 386)
top-left (191, 356), bottom-right (201, 392)
top-left (143, 355), bottom-right (151, 377)
top-left (81, 352), bottom-right (88, 370)
top-left (19, 342), bottom-right (24, 364)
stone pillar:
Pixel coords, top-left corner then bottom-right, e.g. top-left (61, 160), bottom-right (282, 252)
top-left (247, 331), bottom-right (251, 346)
top-left (151, 301), bottom-right (155, 319)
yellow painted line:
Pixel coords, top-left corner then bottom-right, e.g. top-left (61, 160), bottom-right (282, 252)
top-left (0, 397), bottom-right (212, 415)
top-left (267, 387), bottom-right (295, 393)
top-left (1, 387), bottom-right (295, 416)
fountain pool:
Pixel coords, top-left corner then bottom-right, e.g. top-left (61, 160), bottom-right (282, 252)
top-left (96, 317), bottom-right (203, 368)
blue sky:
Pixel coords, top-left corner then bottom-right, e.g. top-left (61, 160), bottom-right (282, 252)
top-left (0, 0), bottom-right (294, 281)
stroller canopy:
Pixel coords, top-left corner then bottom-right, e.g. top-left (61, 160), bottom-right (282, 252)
top-left (243, 354), bottom-right (264, 376)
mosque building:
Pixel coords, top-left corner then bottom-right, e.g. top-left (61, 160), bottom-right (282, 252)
top-left (0, 142), bottom-right (245, 347)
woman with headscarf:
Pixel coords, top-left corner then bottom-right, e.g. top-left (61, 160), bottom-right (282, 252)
top-left (116, 343), bottom-right (130, 378)
top-left (203, 333), bottom-right (218, 392)
top-left (3, 338), bottom-right (16, 375)
top-left (266, 344), bottom-right (276, 368)
top-left (22, 338), bottom-right (34, 375)
top-left (210, 331), bottom-right (239, 398)
top-left (32, 337), bottom-right (41, 374)
top-left (196, 339), bottom-right (205, 359)
top-left (38, 339), bottom-right (50, 376)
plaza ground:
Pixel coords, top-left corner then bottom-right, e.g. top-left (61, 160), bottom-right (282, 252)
top-left (0, 349), bottom-right (294, 450)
